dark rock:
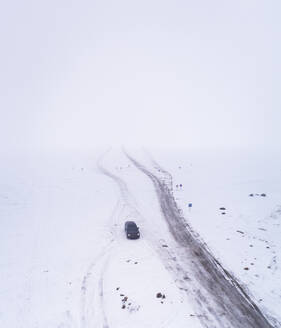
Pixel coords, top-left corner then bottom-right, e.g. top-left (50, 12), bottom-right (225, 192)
top-left (249, 194), bottom-right (254, 197)
top-left (122, 304), bottom-right (126, 309)
top-left (219, 207), bottom-right (226, 210)
top-left (162, 244), bottom-right (168, 247)
top-left (244, 267), bottom-right (249, 270)
top-left (156, 292), bottom-right (162, 298)
top-left (261, 193), bottom-right (266, 197)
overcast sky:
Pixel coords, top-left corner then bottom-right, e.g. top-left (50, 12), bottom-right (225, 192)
top-left (0, 0), bottom-right (280, 151)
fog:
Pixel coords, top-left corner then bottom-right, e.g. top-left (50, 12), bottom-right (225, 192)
top-left (1, 0), bottom-right (280, 152)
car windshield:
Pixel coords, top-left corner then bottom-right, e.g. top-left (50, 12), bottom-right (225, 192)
top-left (127, 224), bottom-right (138, 231)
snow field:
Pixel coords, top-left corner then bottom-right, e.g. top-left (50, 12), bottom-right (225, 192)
top-left (1, 148), bottom-right (280, 327)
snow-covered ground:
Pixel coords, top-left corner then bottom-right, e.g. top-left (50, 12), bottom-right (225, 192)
top-left (0, 148), bottom-right (280, 327)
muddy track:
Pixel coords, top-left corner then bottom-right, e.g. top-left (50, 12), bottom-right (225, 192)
top-left (125, 151), bottom-right (275, 328)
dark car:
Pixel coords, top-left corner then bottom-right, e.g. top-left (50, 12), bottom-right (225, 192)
top-left (124, 221), bottom-right (140, 239)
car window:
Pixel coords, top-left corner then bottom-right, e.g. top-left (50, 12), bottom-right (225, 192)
top-left (128, 224), bottom-right (137, 229)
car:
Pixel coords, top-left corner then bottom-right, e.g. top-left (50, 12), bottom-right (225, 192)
top-left (124, 221), bottom-right (140, 239)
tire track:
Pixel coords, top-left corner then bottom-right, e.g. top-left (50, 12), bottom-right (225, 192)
top-left (125, 151), bottom-right (276, 328)
top-left (79, 155), bottom-right (142, 328)
top-left (97, 157), bottom-right (142, 228)
top-left (80, 243), bottom-right (113, 328)
top-left (79, 151), bottom-right (129, 328)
